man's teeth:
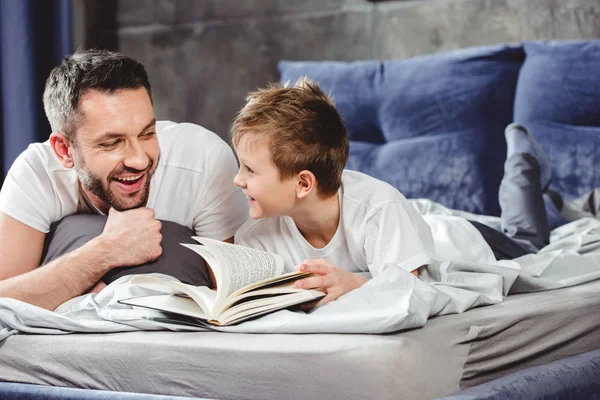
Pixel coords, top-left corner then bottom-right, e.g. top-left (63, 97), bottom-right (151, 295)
top-left (115, 174), bottom-right (142, 182)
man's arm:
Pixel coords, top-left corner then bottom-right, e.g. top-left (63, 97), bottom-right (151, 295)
top-left (0, 208), bottom-right (163, 311)
top-left (0, 212), bottom-right (114, 310)
top-left (0, 212), bottom-right (45, 281)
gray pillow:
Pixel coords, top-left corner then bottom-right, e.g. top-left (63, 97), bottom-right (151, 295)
top-left (41, 214), bottom-right (211, 286)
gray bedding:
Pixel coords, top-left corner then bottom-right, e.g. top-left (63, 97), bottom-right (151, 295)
top-left (1, 277), bottom-right (600, 400)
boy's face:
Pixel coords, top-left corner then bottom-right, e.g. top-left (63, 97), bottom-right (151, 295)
top-left (233, 133), bottom-right (298, 219)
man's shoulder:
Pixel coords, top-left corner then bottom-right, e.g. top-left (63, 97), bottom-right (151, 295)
top-left (9, 140), bottom-right (66, 176)
top-left (156, 120), bottom-right (221, 141)
top-left (0, 140), bottom-right (79, 233)
top-left (156, 120), bottom-right (233, 173)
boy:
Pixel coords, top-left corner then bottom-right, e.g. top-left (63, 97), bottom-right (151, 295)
top-left (232, 78), bottom-right (436, 307)
top-left (231, 78), bottom-right (581, 308)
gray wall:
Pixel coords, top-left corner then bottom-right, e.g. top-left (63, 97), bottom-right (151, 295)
top-left (76, 0), bottom-right (600, 140)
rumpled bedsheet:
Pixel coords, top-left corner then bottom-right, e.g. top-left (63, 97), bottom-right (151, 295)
top-left (2, 201), bottom-right (600, 341)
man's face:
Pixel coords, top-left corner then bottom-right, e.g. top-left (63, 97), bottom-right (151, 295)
top-left (70, 87), bottom-right (159, 212)
top-left (233, 133), bottom-right (298, 219)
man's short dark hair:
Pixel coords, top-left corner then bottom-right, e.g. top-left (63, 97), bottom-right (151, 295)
top-left (43, 49), bottom-right (152, 141)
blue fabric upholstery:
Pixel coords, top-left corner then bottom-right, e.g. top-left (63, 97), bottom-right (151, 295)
top-left (280, 45), bottom-right (525, 215)
top-left (514, 40), bottom-right (600, 126)
top-left (439, 349), bottom-right (600, 400)
top-left (0, 382), bottom-right (202, 400)
top-left (520, 121), bottom-right (600, 202)
top-left (514, 40), bottom-right (600, 201)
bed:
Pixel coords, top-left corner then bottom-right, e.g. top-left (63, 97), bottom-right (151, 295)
top-left (1, 272), bottom-right (600, 399)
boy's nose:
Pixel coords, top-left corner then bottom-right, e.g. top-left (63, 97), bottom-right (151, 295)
top-left (233, 171), bottom-right (245, 188)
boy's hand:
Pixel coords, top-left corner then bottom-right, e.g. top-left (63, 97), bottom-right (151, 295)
top-left (295, 259), bottom-right (368, 308)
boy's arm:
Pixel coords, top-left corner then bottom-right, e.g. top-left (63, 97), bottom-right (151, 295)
top-left (295, 199), bottom-right (430, 307)
top-left (294, 259), bottom-right (418, 309)
top-left (0, 208), bottom-right (163, 311)
top-left (294, 259), bottom-right (368, 307)
top-left (364, 200), bottom-right (435, 276)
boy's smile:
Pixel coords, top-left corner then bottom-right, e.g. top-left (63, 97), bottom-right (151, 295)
top-left (233, 133), bottom-right (297, 219)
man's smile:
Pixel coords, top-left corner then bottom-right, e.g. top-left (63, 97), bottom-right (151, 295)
top-left (111, 173), bottom-right (146, 194)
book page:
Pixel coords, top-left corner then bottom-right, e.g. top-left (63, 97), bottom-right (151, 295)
top-left (216, 280), bottom-right (306, 316)
top-left (216, 290), bottom-right (324, 326)
top-left (120, 294), bottom-right (208, 320)
top-left (192, 237), bottom-right (284, 300)
top-left (129, 275), bottom-right (217, 317)
top-left (180, 243), bottom-right (225, 293)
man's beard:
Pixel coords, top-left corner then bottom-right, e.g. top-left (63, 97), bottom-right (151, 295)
top-left (72, 150), bottom-right (158, 211)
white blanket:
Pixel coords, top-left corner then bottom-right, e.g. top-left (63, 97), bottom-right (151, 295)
top-left (2, 201), bottom-right (600, 341)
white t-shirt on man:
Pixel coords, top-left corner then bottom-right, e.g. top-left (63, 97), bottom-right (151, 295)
top-left (0, 121), bottom-right (249, 239)
top-left (235, 170), bottom-right (436, 277)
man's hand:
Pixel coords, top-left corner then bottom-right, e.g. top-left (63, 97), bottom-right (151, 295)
top-left (100, 207), bottom-right (163, 267)
top-left (295, 259), bottom-right (368, 308)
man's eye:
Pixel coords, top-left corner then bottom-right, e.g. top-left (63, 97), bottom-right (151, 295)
top-left (99, 140), bottom-right (120, 148)
top-left (142, 131), bottom-right (156, 138)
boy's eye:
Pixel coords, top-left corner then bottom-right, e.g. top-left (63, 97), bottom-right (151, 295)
top-left (245, 165), bottom-right (254, 174)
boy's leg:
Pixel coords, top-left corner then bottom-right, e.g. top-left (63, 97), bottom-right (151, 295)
top-left (543, 189), bottom-right (569, 229)
top-left (499, 153), bottom-right (550, 253)
top-left (467, 150), bottom-right (550, 260)
top-left (467, 220), bottom-right (531, 260)
top-left (504, 123), bottom-right (551, 190)
top-left (468, 124), bottom-right (551, 259)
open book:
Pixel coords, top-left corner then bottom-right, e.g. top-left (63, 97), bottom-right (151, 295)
top-left (119, 237), bottom-right (324, 326)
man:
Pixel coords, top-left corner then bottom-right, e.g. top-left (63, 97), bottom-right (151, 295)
top-left (0, 49), bottom-right (248, 311)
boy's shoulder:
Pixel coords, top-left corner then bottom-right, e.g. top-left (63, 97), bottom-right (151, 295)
top-left (341, 169), bottom-right (408, 209)
top-left (235, 215), bottom-right (285, 242)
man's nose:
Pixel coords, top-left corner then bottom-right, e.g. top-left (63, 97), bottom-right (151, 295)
top-left (123, 141), bottom-right (150, 171)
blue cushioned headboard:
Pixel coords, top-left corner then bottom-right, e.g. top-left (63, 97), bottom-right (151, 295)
top-left (514, 40), bottom-right (600, 201)
top-left (279, 44), bottom-right (525, 215)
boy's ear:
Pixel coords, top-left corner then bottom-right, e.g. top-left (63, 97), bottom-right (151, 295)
top-left (49, 132), bottom-right (75, 169)
top-left (296, 170), bottom-right (316, 199)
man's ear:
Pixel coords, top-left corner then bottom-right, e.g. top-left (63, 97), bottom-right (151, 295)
top-left (49, 132), bottom-right (75, 168)
top-left (296, 170), bottom-right (316, 199)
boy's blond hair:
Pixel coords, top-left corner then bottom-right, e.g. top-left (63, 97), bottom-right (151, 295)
top-left (231, 77), bottom-right (349, 197)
